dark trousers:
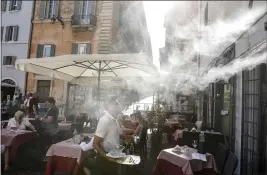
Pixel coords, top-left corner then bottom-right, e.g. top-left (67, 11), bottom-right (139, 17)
top-left (82, 153), bottom-right (119, 175)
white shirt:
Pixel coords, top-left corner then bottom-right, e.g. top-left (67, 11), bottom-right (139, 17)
top-left (80, 137), bottom-right (94, 151)
top-left (95, 112), bottom-right (122, 152)
top-left (7, 117), bottom-right (34, 130)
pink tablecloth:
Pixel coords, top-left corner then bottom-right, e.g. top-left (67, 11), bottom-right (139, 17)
top-left (1, 129), bottom-right (37, 162)
top-left (157, 148), bottom-right (216, 175)
top-left (45, 133), bottom-right (94, 175)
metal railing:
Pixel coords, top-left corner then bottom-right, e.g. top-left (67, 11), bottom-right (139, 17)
top-left (71, 14), bottom-right (97, 26)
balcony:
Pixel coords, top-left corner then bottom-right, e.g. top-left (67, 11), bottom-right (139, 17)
top-left (71, 14), bottom-right (97, 32)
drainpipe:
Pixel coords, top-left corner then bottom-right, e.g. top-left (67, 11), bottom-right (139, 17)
top-left (24, 0), bottom-right (36, 96)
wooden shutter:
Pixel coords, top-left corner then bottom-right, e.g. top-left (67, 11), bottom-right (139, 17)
top-left (13, 26), bottom-right (19, 41)
top-left (39, 1), bottom-right (47, 19)
top-left (11, 56), bottom-right (16, 66)
top-left (50, 44), bottom-right (56, 56)
top-left (72, 43), bottom-right (78, 54)
top-left (36, 44), bottom-right (44, 58)
top-left (5, 26), bottom-right (10, 41)
top-left (53, 0), bottom-right (60, 17)
top-left (16, 0), bottom-right (22, 10)
top-left (86, 43), bottom-right (91, 54)
top-left (1, 27), bottom-right (3, 41)
top-left (3, 56), bottom-right (7, 65)
top-left (1, 0), bottom-right (7, 12)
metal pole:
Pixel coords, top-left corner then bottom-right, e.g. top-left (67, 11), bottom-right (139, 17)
top-left (97, 61), bottom-right (102, 103)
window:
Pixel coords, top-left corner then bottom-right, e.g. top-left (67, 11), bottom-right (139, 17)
top-left (39, 0), bottom-right (59, 19)
top-left (36, 80), bottom-right (51, 103)
top-left (36, 44), bottom-right (56, 58)
top-left (3, 56), bottom-right (16, 66)
top-left (9, 0), bottom-right (22, 11)
top-left (43, 45), bottom-right (52, 57)
top-left (78, 44), bottom-right (87, 54)
top-left (5, 26), bottom-right (19, 42)
top-left (72, 43), bottom-right (91, 54)
top-left (1, 0), bottom-right (7, 12)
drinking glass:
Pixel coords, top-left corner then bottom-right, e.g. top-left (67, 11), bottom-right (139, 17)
top-left (192, 140), bottom-right (198, 148)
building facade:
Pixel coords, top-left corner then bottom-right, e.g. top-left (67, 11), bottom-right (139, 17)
top-left (26, 1), bottom-right (151, 112)
top-left (1, 0), bottom-right (34, 99)
top-left (200, 1), bottom-right (267, 174)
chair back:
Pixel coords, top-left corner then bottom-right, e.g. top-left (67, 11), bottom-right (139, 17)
top-left (204, 132), bottom-right (225, 155)
top-left (214, 143), bottom-right (229, 173)
top-left (222, 151), bottom-right (238, 175)
top-left (183, 122), bottom-right (196, 131)
top-left (181, 131), bottom-right (199, 147)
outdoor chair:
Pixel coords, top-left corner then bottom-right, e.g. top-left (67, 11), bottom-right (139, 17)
top-left (221, 151), bottom-right (238, 175)
top-left (214, 142), bottom-right (229, 174)
top-left (183, 122), bottom-right (196, 131)
top-left (205, 132), bottom-right (226, 155)
top-left (181, 131), bottom-right (199, 147)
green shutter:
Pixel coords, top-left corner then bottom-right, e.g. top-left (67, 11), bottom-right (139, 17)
top-left (39, 1), bottom-right (47, 19)
top-left (36, 44), bottom-right (44, 58)
top-left (13, 26), bottom-right (19, 41)
top-left (9, 0), bottom-right (13, 11)
top-left (5, 26), bottom-right (10, 41)
top-left (72, 43), bottom-right (78, 54)
top-left (3, 56), bottom-right (7, 65)
top-left (16, 0), bottom-right (22, 10)
top-left (11, 56), bottom-right (16, 66)
top-left (53, 0), bottom-right (60, 17)
top-left (50, 44), bottom-right (56, 56)
top-left (86, 43), bottom-right (91, 54)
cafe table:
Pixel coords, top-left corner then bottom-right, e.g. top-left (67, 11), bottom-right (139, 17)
top-left (1, 129), bottom-right (37, 162)
top-left (45, 133), bottom-right (94, 175)
top-left (154, 148), bottom-right (216, 175)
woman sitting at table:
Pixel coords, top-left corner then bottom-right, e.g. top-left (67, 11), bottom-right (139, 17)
top-left (4, 111), bottom-right (36, 171)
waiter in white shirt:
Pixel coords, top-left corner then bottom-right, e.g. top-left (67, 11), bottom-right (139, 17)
top-left (88, 97), bottom-right (123, 175)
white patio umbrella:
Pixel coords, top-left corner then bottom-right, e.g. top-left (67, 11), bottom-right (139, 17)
top-left (15, 53), bottom-right (158, 102)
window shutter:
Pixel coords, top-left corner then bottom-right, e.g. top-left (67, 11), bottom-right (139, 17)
top-left (5, 26), bottom-right (10, 41)
top-left (3, 56), bottom-right (7, 65)
top-left (204, 2), bottom-right (208, 26)
top-left (73, 1), bottom-right (82, 16)
top-left (53, 0), bottom-right (60, 17)
top-left (11, 56), bottom-right (16, 66)
top-left (16, 0), bottom-right (22, 10)
top-left (86, 43), bottom-right (91, 54)
top-left (72, 43), bottom-right (78, 54)
top-left (39, 1), bottom-right (47, 19)
top-left (13, 26), bottom-right (19, 41)
top-left (36, 44), bottom-right (44, 58)
top-left (50, 44), bottom-right (56, 56)
top-left (91, 1), bottom-right (96, 15)
top-left (1, 0), bottom-right (7, 12)
top-left (1, 27), bottom-right (3, 41)
top-left (9, 0), bottom-right (13, 11)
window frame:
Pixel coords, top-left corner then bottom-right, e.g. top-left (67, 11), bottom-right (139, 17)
top-left (43, 45), bottom-right (52, 57)
top-left (9, 0), bottom-right (21, 11)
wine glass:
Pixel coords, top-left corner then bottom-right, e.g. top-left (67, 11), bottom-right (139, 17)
top-left (192, 140), bottom-right (198, 149)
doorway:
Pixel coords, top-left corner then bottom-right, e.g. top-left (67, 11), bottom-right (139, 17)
top-left (36, 80), bottom-right (51, 103)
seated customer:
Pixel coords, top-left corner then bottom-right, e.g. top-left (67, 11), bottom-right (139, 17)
top-left (4, 111), bottom-right (35, 171)
top-left (40, 97), bottom-right (59, 136)
top-left (7, 110), bottom-right (35, 131)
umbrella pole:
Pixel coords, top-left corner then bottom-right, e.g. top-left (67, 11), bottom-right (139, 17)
top-left (97, 61), bottom-right (102, 104)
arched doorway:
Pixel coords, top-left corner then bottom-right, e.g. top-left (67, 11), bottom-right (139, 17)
top-left (1, 79), bottom-right (17, 101)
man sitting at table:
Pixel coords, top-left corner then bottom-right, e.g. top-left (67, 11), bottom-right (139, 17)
top-left (4, 110), bottom-right (36, 171)
top-left (87, 97), bottom-right (123, 175)
top-left (7, 110), bottom-right (36, 131)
